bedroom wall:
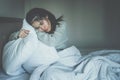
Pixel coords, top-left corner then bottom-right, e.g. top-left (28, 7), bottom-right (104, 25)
top-left (103, 0), bottom-right (120, 49)
top-left (0, 0), bottom-right (25, 18)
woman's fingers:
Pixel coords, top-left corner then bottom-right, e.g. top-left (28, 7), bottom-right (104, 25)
top-left (24, 30), bottom-right (30, 34)
top-left (38, 27), bottom-right (44, 32)
top-left (19, 29), bottom-right (30, 38)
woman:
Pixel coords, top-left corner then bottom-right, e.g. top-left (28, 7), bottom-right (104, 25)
top-left (3, 8), bottom-right (68, 76)
top-left (9, 8), bottom-right (68, 51)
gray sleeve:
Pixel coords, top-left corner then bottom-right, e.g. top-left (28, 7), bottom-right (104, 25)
top-left (9, 31), bottom-right (19, 41)
top-left (36, 21), bottom-right (68, 49)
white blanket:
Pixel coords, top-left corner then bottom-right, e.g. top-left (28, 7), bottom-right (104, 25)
top-left (2, 19), bottom-right (120, 80)
top-left (2, 19), bottom-right (59, 75)
top-left (29, 50), bottom-right (120, 80)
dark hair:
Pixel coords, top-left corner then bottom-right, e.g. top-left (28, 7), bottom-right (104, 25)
top-left (26, 8), bottom-right (63, 34)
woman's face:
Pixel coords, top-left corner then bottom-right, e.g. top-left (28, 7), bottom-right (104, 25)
top-left (32, 16), bottom-right (51, 32)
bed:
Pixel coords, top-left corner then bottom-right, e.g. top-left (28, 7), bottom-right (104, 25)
top-left (0, 17), bottom-right (120, 80)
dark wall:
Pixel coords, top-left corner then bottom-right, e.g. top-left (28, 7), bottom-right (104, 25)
top-left (103, 0), bottom-right (120, 49)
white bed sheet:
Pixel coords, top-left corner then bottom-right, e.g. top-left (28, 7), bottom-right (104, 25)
top-left (0, 69), bottom-right (29, 80)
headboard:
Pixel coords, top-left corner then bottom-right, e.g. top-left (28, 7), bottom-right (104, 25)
top-left (0, 17), bottom-right (23, 68)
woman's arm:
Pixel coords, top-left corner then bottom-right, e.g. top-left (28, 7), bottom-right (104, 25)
top-left (36, 21), bottom-right (68, 49)
top-left (9, 31), bottom-right (19, 41)
top-left (9, 29), bottom-right (30, 41)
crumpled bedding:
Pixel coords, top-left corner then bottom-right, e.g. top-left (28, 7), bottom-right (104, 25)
top-left (0, 69), bottom-right (29, 80)
top-left (2, 19), bottom-right (59, 75)
top-left (74, 50), bottom-right (120, 80)
top-left (2, 19), bottom-right (120, 80)
top-left (29, 49), bottom-right (120, 80)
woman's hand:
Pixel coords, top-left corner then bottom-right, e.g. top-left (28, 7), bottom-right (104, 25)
top-left (38, 27), bottom-right (44, 32)
top-left (18, 29), bottom-right (30, 38)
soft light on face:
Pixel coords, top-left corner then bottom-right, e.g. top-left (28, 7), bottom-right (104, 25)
top-left (32, 17), bottom-right (51, 32)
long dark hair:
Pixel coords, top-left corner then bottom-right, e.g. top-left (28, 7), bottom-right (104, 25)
top-left (26, 8), bottom-right (63, 34)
